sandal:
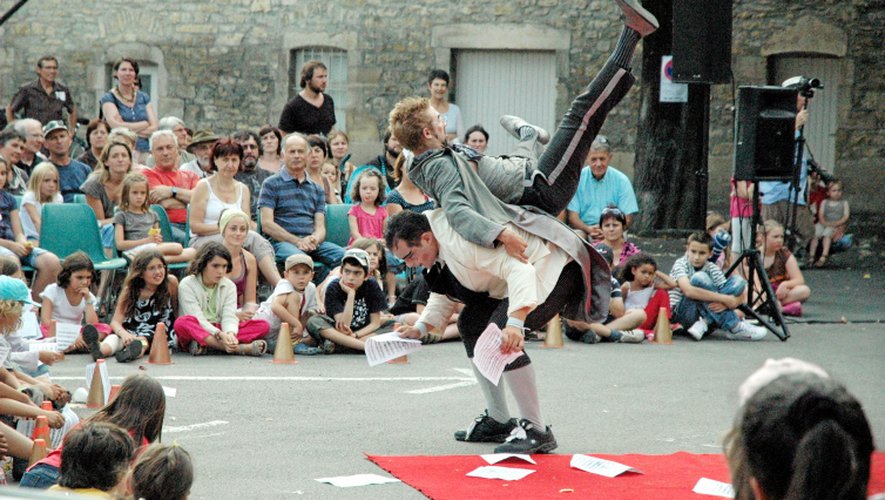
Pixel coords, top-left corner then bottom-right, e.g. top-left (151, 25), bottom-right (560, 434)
top-left (814, 256), bottom-right (827, 268)
top-left (82, 325), bottom-right (103, 361)
top-left (237, 340), bottom-right (267, 357)
top-left (188, 340), bottom-right (207, 356)
top-left (115, 341), bottom-right (143, 363)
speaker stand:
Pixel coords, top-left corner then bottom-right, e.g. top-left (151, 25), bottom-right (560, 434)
top-left (726, 181), bottom-right (790, 341)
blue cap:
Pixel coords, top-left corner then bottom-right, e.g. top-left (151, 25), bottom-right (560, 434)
top-left (0, 276), bottom-right (39, 305)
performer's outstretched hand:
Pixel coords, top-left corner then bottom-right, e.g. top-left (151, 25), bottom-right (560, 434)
top-left (497, 227), bottom-right (528, 263)
top-left (500, 325), bottom-right (525, 354)
top-left (397, 324), bottom-right (422, 340)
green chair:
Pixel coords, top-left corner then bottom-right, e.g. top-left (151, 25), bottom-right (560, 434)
top-left (40, 203), bottom-right (128, 305)
top-left (324, 203), bottom-right (353, 248)
top-left (73, 194), bottom-right (87, 204)
top-left (149, 205), bottom-right (189, 270)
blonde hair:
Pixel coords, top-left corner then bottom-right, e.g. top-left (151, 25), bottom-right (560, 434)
top-left (759, 219), bottom-right (784, 236)
top-left (91, 140), bottom-right (133, 184)
top-left (706, 211), bottom-right (728, 233)
top-left (389, 97), bottom-right (431, 152)
top-left (119, 173), bottom-right (150, 212)
top-left (108, 127), bottom-right (137, 146)
top-left (26, 162), bottom-right (60, 203)
top-left (0, 300), bottom-right (23, 334)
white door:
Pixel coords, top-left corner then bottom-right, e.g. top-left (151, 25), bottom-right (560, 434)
top-left (773, 57), bottom-right (840, 173)
top-left (456, 50), bottom-right (557, 156)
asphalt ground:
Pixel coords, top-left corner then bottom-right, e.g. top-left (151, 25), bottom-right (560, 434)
top-left (8, 237), bottom-right (884, 499)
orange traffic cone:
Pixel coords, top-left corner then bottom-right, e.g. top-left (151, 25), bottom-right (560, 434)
top-left (31, 415), bottom-right (50, 444)
top-left (387, 354), bottom-right (409, 364)
top-left (148, 323), bottom-right (173, 365)
top-left (28, 439), bottom-right (47, 467)
top-left (272, 323), bottom-right (296, 364)
top-left (543, 314), bottom-right (564, 348)
top-left (87, 359), bottom-right (106, 408)
top-left (40, 401), bottom-right (53, 411)
top-left (653, 307), bottom-right (673, 344)
top-left (108, 384), bottom-right (122, 403)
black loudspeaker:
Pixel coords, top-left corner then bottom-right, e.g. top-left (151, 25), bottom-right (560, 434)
top-left (733, 86), bottom-right (798, 181)
top-left (672, 0), bottom-right (733, 84)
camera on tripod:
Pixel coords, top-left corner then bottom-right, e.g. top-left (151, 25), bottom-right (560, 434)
top-left (782, 75), bottom-right (823, 98)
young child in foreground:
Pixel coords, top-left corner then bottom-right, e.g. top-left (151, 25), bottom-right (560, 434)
top-left (254, 253), bottom-right (322, 356)
top-left (620, 252), bottom-right (676, 336)
top-left (129, 442), bottom-right (194, 500)
top-left (669, 232), bottom-right (767, 341)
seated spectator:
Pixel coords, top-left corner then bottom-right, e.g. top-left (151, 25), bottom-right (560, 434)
top-left (42, 120), bottom-right (91, 202)
top-left (12, 118), bottom-right (47, 175)
top-left (254, 253), bottom-right (323, 356)
top-left (808, 179), bottom-right (849, 268)
top-left (258, 125), bottom-right (284, 174)
top-left (48, 422), bottom-right (135, 498)
top-left (755, 220), bottom-right (811, 317)
top-left (107, 127), bottom-right (148, 171)
top-left (146, 116), bottom-right (196, 167)
top-left (321, 160), bottom-right (344, 203)
top-left (328, 129), bottom-right (358, 185)
top-left (464, 124), bottom-right (489, 154)
top-left (99, 58), bottom-right (158, 162)
top-left (317, 237), bottom-right (386, 307)
top-left (180, 129), bottom-right (219, 179)
top-left (706, 211), bottom-right (732, 269)
top-left (725, 359), bottom-right (874, 500)
top-left (351, 129), bottom-right (400, 195)
top-left (189, 139), bottom-right (279, 287)
top-left (563, 244), bottom-right (645, 343)
top-left (217, 209), bottom-right (259, 313)
top-left (21, 372), bottom-right (166, 489)
top-left (232, 129), bottom-right (273, 225)
top-left (386, 151), bottom-right (435, 217)
top-left (593, 206), bottom-right (640, 271)
top-left (142, 130), bottom-right (200, 244)
top-left (306, 248), bottom-right (386, 353)
top-left (0, 128), bottom-right (31, 195)
top-left (670, 232), bottom-right (766, 341)
top-left (0, 156), bottom-right (61, 301)
top-left (76, 118), bottom-right (110, 169)
top-left (306, 134), bottom-right (338, 205)
top-left (81, 140), bottom-right (134, 247)
top-left (259, 133), bottom-right (344, 283)
top-left (20, 162), bottom-right (62, 246)
top-left (620, 253), bottom-right (675, 335)
top-left (566, 135), bottom-right (639, 240)
top-left (6, 56), bottom-right (77, 131)
top-left (39, 252), bottom-right (111, 352)
top-left (129, 443), bottom-right (194, 500)
top-left (174, 242), bottom-right (269, 356)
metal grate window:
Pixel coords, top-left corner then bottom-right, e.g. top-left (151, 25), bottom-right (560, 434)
top-left (290, 47), bottom-right (348, 132)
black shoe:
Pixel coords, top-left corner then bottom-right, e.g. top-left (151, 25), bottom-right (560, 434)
top-left (493, 419), bottom-right (558, 454)
top-left (115, 341), bottom-right (143, 363)
top-left (454, 410), bottom-right (518, 443)
top-left (82, 325), bottom-right (102, 361)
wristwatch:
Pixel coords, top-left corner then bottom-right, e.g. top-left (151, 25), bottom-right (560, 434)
top-left (171, 187), bottom-right (178, 199)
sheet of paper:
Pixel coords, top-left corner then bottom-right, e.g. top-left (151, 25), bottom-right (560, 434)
top-left (314, 473), bottom-right (400, 488)
top-left (85, 361), bottom-right (111, 405)
top-left (28, 340), bottom-right (58, 352)
top-left (466, 465), bottom-right (535, 481)
top-left (163, 386), bottom-right (177, 398)
top-left (364, 332), bottom-right (422, 366)
top-left (481, 453), bottom-right (536, 465)
top-left (693, 478), bottom-right (735, 498)
top-left (471, 324), bottom-right (522, 385)
top-left (0, 343), bottom-right (9, 366)
top-left (14, 305), bottom-right (40, 340)
top-left (54, 322), bottom-right (81, 351)
top-left (570, 454), bottom-right (643, 478)
top-left (15, 403), bottom-right (79, 449)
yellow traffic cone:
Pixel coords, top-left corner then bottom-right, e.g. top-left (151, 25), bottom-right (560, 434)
top-left (653, 307), bottom-right (673, 344)
top-left (148, 323), bottom-right (173, 365)
top-left (544, 314), bottom-right (564, 348)
top-left (272, 323), bottom-right (296, 364)
top-left (87, 359), bottom-right (106, 408)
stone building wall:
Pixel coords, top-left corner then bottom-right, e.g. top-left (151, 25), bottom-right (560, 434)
top-left (1, 0), bottom-right (880, 218)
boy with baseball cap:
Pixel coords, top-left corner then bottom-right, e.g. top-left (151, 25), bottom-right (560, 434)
top-left (254, 254), bottom-right (322, 355)
top-left (306, 248), bottom-right (387, 353)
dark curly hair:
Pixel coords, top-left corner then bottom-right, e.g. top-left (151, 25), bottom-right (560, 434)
top-left (187, 242), bottom-right (232, 277)
top-left (57, 252), bottom-right (97, 289)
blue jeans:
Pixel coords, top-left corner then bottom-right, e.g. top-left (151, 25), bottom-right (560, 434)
top-left (170, 222), bottom-right (188, 246)
top-left (20, 463), bottom-right (60, 489)
top-left (273, 240), bottom-right (344, 283)
top-left (672, 272), bottom-right (746, 332)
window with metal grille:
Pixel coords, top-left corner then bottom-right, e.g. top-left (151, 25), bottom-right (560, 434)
top-left (290, 47), bottom-right (348, 131)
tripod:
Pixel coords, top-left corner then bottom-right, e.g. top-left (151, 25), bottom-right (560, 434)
top-left (726, 182), bottom-right (790, 341)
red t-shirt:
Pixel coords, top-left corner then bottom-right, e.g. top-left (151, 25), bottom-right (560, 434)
top-left (31, 430), bottom-right (150, 470)
top-left (142, 167), bottom-right (199, 223)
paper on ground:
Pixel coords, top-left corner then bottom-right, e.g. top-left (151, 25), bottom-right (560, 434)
top-left (472, 324), bottom-right (522, 385)
top-left (163, 386), bottom-right (177, 398)
top-left (570, 454), bottom-right (643, 478)
top-left (693, 478), bottom-right (735, 498)
top-left (481, 453), bottom-right (536, 465)
top-left (85, 361), bottom-right (111, 404)
top-left (55, 322), bottom-right (81, 351)
top-left (315, 474), bottom-right (400, 488)
top-left (365, 332), bottom-right (422, 366)
top-left (466, 465), bottom-right (535, 481)
top-left (28, 340), bottom-right (58, 352)
top-left (17, 405), bottom-right (80, 449)
top-left (14, 306), bottom-right (40, 340)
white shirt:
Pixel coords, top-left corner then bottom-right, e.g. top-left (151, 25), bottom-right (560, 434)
top-left (256, 279), bottom-right (317, 333)
top-left (20, 191), bottom-right (63, 240)
top-left (40, 283), bottom-right (95, 325)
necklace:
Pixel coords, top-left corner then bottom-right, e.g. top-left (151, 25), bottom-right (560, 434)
top-left (116, 87), bottom-right (136, 104)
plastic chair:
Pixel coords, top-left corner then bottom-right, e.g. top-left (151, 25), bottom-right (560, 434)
top-left (149, 205), bottom-right (189, 270)
top-left (40, 204), bottom-right (128, 305)
top-left (324, 203), bottom-right (353, 248)
top-left (72, 194), bottom-right (86, 204)
top-left (11, 196), bottom-right (34, 273)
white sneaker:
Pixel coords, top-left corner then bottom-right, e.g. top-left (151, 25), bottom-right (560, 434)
top-left (727, 321), bottom-right (768, 341)
top-left (687, 318), bottom-right (708, 341)
top-left (618, 329), bottom-right (645, 343)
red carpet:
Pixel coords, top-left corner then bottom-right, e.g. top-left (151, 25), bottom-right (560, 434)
top-left (368, 451), bottom-right (885, 499)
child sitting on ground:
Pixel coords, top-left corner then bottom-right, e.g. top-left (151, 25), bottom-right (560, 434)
top-left (48, 422), bottom-right (135, 497)
top-left (620, 252), bottom-right (676, 336)
top-left (706, 212), bottom-right (732, 269)
top-left (670, 232), bottom-right (767, 341)
top-left (389, 273), bottom-right (461, 344)
top-left (756, 220), bottom-right (811, 317)
top-left (306, 248), bottom-right (387, 353)
top-left (129, 442), bottom-right (194, 500)
top-left (563, 245), bottom-right (646, 344)
top-left (86, 251), bottom-right (178, 363)
top-left (254, 253), bottom-right (322, 356)
top-left (808, 179), bottom-right (849, 268)
top-left (39, 252), bottom-right (112, 353)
